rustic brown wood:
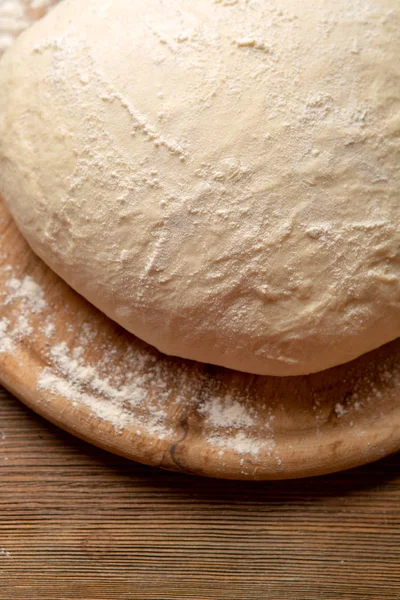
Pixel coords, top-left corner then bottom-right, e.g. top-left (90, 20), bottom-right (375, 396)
top-left (0, 196), bottom-right (399, 479)
top-left (0, 385), bottom-right (400, 600)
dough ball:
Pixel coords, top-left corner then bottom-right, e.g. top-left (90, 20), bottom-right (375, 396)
top-left (0, 0), bottom-right (399, 375)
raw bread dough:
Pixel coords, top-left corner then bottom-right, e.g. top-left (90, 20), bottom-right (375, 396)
top-left (0, 0), bottom-right (399, 376)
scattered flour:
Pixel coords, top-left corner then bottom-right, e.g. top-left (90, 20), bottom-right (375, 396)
top-left (5, 275), bottom-right (47, 313)
top-left (13, 314), bottom-right (34, 339)
top-left (0, 548), bottom-right (11, 557)
top-left (198, 396), bottom-right (254, 429)
top-left (37, 341), bottom-right (170, 435)
top-left (208, 432), bottom-right (265, 457)
top-left (0, 318), bottom-right (14, 354)
top-left (42, 319), bottom-right (55, 338)
top-left (335, 403), bottom-right (347, 418)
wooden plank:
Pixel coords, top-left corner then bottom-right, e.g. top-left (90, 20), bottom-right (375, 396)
top-left (1, 387), bottom-right (400, 600)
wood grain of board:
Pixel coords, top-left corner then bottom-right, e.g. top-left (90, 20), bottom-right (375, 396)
top-left (1, 386), bottom-right (400, 600)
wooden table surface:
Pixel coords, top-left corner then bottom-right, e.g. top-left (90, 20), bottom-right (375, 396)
top-left (1, 386), bottom-right (400, 600)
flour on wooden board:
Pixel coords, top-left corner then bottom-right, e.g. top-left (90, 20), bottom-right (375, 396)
top-left (0, 261), bottom-right (282, 458)
top-left (1, 260), bottom-right (399, 468)
top-left (5, 275), bottom-right (47, 313)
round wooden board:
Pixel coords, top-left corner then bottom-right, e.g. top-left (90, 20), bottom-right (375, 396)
top-left (0, 198), bottom-right (399, 480)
